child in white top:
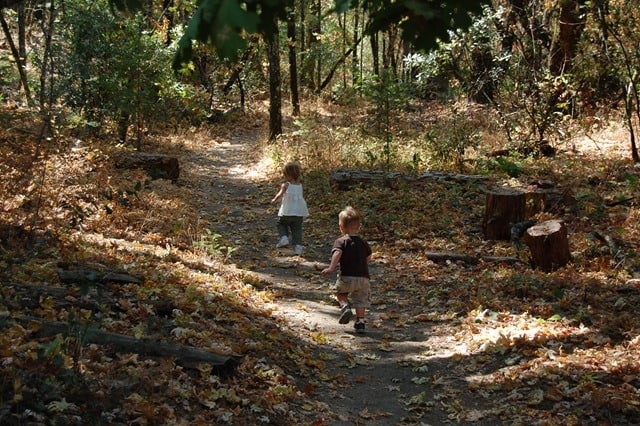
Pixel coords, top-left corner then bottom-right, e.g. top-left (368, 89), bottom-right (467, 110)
top-left (271, 162), bottom-right (309, 255)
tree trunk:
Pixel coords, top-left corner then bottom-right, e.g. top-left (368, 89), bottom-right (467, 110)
top-left (38, 0), bottom-right (56, 109)
top-left (523, 220), bottom-right (571, 271)
top-left (222, 45), bottom-right (253, 108)
top-left (371, 31), bottom-right (379, 76)
top-left (57, 269), bottom-right (143, 285)
top-left (352, 7), bottom-right (359, 85)
top-left (483, 188), bottom-right (526, 240)
top-left (318, 33), bottom-right (365, 92)
top-left (0, 10), bottom-right (32, 106)
top-left (314, 0), bottom-right (322, 90)
top-left (17, 0), bottom-right (25, 60)
top-left (266, 16), bottom-right (283, 141)
top-left (549, 0), bottom-right (586, 75)
top-left (299, 0), bottom-right (306, 52)
top-left (386, 25), bottom-right (399, 75)
top-left (330, 168), bottom-right (488, 189)
top-left (287, 8), bottom-right (300, 116)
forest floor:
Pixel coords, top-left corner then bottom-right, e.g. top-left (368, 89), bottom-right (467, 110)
top-left (185, 126), bottom-right (499, 425)
top-left (177, 113), bottom-right (638, 425)
top-left (2, 104), bottom-right (640, 425)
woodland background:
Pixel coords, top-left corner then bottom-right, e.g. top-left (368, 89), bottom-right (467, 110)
top-left (1, 0), bottom-right (640, 424)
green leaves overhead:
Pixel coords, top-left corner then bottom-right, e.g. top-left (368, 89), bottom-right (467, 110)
top-left (109, 0), bottom-right (489, 67)
top-left (171, 0), bottom-right (488, 67)
top-left (173, 0), bottom-right (261, 67)
top-left (363, 0), bottom-right (489, 51)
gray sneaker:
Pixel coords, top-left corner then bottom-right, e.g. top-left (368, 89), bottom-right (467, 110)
top-left (354, 321), bottom-right (365, 334)
top-left (276, 236), bottom-right (289, 248)
top-left (338, 305), bottom-right (353, 324)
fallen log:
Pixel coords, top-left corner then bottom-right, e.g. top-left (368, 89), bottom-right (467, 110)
top-left (57, 269), bottom-right (143, 285)
top-left (330, 168), bottom-right (488, 189)
top-left (115, 152), bottom-right (180, 182)
top-left (424, 252), bottom-right (524, 265)
top-left (592, 230), bottom-right (625, 263)
top-left (8, 315), bottom-right (240, 374)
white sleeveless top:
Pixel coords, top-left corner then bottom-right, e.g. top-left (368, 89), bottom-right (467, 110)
top-left (278, 183), bottom-right (309, 217)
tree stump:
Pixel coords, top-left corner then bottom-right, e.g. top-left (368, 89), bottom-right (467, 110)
top-left (523, 220), bottom-right (571, 272)
top-left (115, 152), bottom-right (180, 182)
top-left (525, 187), bottom-right (546, 217)
top-left (483, 188), bottom-right (526, 240)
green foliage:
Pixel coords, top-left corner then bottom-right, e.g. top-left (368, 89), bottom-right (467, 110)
top-left (403, 52), bottom-right (452, 100)
top-left (170, 0), bottom-right (489, 68)
top-left (423, 111), bottom-right (480, 172)
top-left (172, 0), bottom-right (288, 67)
top-left (357, 72), bottom-right (410, 170)
top-left (50, 0), bottom-right (205, 137)
top-left (487, 157), bottom-right (524, 178)
top-left (193, 229), bottom-right (237, 260)
top-left (345, 0), bottom-right (488, 52)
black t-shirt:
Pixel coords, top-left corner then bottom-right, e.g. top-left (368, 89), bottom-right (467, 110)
top-left (332, 234), bottom-right (371, 278)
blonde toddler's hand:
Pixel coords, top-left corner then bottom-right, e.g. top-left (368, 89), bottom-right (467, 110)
top-left (321, 268), bottom-right (332, 276)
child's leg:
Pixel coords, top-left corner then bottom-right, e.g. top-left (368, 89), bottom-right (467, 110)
top-left (289, 217), bottom-right (304, 246)
top-left (336, 292), bottom-right (353, 324)
top-left (355, 307), bottom-right (365, 320)
top-left (276, 216), bottom-right (289, 238)
top-left (335, 292), bottom-right (349, 308)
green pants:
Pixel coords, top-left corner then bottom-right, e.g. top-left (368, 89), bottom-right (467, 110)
top-left (277, 215), bottom-right (304, 246)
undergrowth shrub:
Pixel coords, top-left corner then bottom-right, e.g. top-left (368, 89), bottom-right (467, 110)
top-left (423, 110), bottom-right (481, 172)
top-left (49, 0), bottom-right (207, 142)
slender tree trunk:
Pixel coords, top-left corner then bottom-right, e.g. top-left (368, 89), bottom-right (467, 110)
top-left (0, 10), bottom-right (32, 106)
top-left (607, 11), bottom-right (640, 162)
top-left (319, 33), bottom-right (365, 92)
top-left (592, 0), bottom-right (609, 56)
top-left (371, 31), bottom-right (379, 76)
top-left (313, 0), bottom-right (322, 90)
top-left (340, 12), bottom-right (346, 87)
top-left (549, 0), bottom-right (586, 75)
top-left (381, 33), bottom-right (388, 70)
top-left (352, 7), bottom-right (359, 84)
top-left (266, 18), bottom-right (283, 141)
top-left (287, 7), bottom-right (300, 116)
top-left (301, 0), bottom-right (319, 90)
top-left (387, 25), bottom-right (398, 75)
top-left (626, 79), bottom-right (640, 163)
top-left (299, 0), bottom-right (306, 52)
top-left (17, 1), bottom-right (25, 60)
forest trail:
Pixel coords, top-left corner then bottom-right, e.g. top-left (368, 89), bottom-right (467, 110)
top-left (184, 129), bottom-right (498, 425)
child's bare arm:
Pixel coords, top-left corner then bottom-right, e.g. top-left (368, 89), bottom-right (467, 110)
top-left (322, 250), bottom-right (342, 275)
top-left (271, 182), bottom-right (288, 203)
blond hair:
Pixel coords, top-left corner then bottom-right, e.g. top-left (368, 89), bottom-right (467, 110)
top-left (339, 206), bottom-right (361, 228)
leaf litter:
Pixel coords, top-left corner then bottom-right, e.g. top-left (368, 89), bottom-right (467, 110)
top-left (0, 107), bottom-right (639, 425)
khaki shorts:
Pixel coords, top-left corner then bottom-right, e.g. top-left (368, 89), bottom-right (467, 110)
top-left (332, 276), bottom-right (371, 308)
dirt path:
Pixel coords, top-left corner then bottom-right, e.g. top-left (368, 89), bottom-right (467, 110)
top-left (188, 131), bottom-right (499, 425)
